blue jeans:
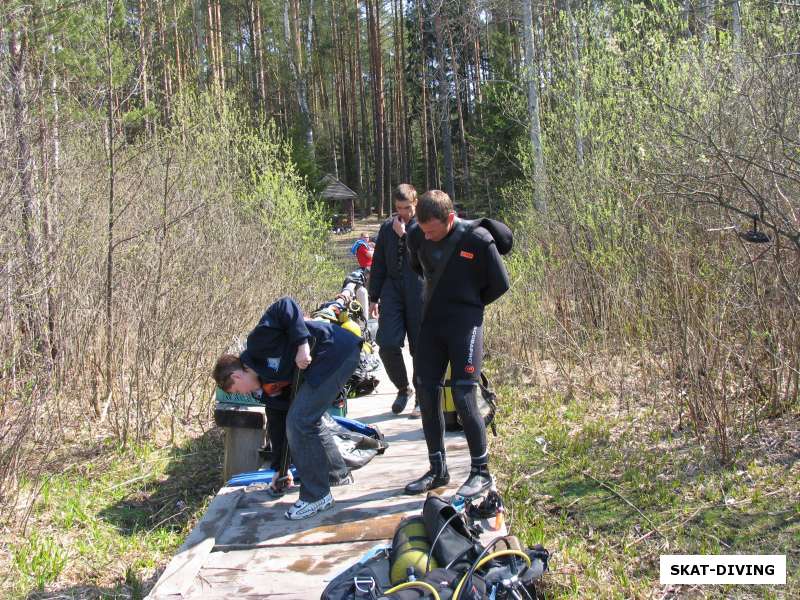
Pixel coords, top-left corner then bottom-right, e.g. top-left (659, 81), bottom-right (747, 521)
top-left (287, 345), bottom-right (361, 502)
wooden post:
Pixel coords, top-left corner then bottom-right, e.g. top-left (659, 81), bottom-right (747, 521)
top-left (223, 426), bottom-right (265, 482)
top-left (214, 403), bottom-right (267, 482)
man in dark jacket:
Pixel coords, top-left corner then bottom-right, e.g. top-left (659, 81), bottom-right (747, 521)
top-left (404, 190), bottom-right (512, 499)
top-left (368, 184), bottom-right (424, 416)
top-left (212, 296), bottom-right (362, 519)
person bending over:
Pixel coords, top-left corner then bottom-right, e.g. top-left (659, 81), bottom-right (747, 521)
top-left (212, 296), bottom-right (361, 519)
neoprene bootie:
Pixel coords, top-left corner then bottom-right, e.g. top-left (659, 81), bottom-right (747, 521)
top-left (456, 464), bottom-right (492, 499)
top-left (404, 452), bottom-right (449, 495)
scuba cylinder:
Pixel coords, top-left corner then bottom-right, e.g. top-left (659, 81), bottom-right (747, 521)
top-left (441, 365), bottom-right (460, 431)
top-left (389, 516), bottom-right (438, 585)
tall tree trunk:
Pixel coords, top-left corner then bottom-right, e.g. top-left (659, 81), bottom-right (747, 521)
top-left (702, 0), bottom-right (716, 46)
top-left (44, 33), bottom-right (60, 362)
top-left (215, 0), bottom-right (225, 91)
top-left (732, 0), bottom-right (742, 76)
top-left (568, 1), bottom-right (584, 168)
top-left (331, 0), bottom-right (351, 185)
top-left (138, 0), bottom-right (152, 133)
top-left (9, 21), bottom-right (43, 350)
top-left (433, 10), bottom-right (454, 200)
top-left (472, 21), bottom-right (483, 125)
top-left (251, 0), bottom-right (267, 111)
top-left (207, 0), bottom-right (219, 89)
top-left (103, 0), bottom-right (116, 421)
top-left (417, 0), bottom-right (430, 189)
top-left (391, 0), bottom-right (404, 183)
top-left (366, 0), bottom-right (386, 215)
top-left (248, 0), bottom-right (259, 107)
top-left (173, 0), bottom-right (184, 97)
top-left (345, 7), bottom-right (362, 194)
top-left (306, 0), bottom-right (316, 156)
top-left (522, 0), bottom-right (547, 211)
top-left (192, 0), bottom-right (207, 89)
top-left (285, 0), bottom-right (315, 155)
top-left (156, 0), bottom-right (173, 125)
top-left (448, 29), bottom-right (470, 206)
top-left (399, 0), bottom-right (411, 182)
top-left (355, 0), bottom-right (371, 208)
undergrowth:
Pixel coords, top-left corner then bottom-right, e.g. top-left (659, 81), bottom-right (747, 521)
top-left (492, 367), bottom-right (799, 599)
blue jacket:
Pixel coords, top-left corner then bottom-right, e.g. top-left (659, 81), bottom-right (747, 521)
top-left (240, 297), bottom-right (362, 388)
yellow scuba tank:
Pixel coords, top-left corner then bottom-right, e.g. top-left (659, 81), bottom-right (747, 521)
top-left (389, 516), bottom-right (438, 584)
top-left (338, 308), bottom-right (373, 353)
top-left (442, 364), bottom-right (460, 431)
top-left (340, 318), bottom-right (362, 338)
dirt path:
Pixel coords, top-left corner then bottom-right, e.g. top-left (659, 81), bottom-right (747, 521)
top-left (329, 216), bottom-right (384, 268)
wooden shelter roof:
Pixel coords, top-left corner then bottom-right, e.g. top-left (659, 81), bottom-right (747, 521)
top-left (319, 174), bottom-right (358, 201)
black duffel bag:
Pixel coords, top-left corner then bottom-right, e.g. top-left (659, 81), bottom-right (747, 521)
top-left (421, 494), bottom-right (482, 573)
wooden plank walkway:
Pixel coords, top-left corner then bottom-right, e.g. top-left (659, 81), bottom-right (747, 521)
top-left (147, 352), bottom-right (500, 599)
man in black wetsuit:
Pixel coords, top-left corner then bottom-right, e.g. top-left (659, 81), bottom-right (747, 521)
top-left (368, 184), bottom-right (425, 417)
top-left (404, 190), bottom-right (512, 498)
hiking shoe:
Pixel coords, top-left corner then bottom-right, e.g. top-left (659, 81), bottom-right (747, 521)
top-left (285, 492), bottom-right (334, 520)
top-left (404, 469), bottom-right (450, 495)
top-left (330, 472), bottom-right (355, 487)
top-left (408, 401), bottom-right (421, 419)
top-left (391, 388), bottom-right (413, 414)
top-left (456, 466), bottom-right (493, 499)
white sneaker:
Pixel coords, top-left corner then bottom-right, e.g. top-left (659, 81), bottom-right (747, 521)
top-left (285, 492), bottom-right (334, 520)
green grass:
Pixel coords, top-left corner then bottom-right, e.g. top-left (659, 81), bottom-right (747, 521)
top-left (1, 431), bottom-right (223, 599)
top-left (493, 386), bottom-right (800, 599)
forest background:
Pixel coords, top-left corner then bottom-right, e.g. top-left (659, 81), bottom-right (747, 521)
top-left (1, 0), bottom-right (798, 597)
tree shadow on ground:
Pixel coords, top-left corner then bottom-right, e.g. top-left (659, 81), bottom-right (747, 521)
top-left (25, 568), bottom-right (162, 600)
top-left (97, 429), bottom-right (224, 537)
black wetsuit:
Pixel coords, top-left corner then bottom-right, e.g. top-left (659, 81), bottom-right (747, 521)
top-left (407, 218), bottom-right (512, 467)
top-left (367, 217), bottom-right (424, 391)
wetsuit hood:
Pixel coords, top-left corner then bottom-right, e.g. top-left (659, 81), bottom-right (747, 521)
top-left (471, 218), bottom-right (513, 255)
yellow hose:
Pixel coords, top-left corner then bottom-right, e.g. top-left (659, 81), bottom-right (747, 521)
top-left (383, 580), bottom-right (442, 600)
top-left (452, 549), bottom-right (531, 600)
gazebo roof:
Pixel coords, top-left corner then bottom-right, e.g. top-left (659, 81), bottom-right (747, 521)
top-left (319, 174), bottom-right (358, 201)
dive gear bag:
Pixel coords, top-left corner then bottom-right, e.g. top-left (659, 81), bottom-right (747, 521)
top-left (320, 493), bottom-right (549, 600)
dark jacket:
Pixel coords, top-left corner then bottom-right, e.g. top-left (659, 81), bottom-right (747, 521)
top-left (240, 297), bottom-right (362, 388)
top-left (407, 218), bottom-right (512, 321)
top-left (367, 216), bottom-right (424, 304)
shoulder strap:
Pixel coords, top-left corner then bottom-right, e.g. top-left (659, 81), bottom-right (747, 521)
top-left (421, 219), bottom-right (471, 321)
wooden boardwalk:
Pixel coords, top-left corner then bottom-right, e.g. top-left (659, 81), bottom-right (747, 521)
top-left (147, 352), bottom-right (495, 599)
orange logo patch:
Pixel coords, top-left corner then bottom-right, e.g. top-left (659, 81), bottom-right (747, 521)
top-left (465, 365), bottom-right (476, 373)
top-left (460, 250), bottom-right (474, 259)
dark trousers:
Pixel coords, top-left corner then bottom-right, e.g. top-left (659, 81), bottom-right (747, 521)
top-left (286, 345), bottom-right (361, 502)
top-left (413, 312), bottom-right (488, 465)
top-left (265, 407), bottom-right (288, 471)
top-left (377, 279), bottom-right (421, 391)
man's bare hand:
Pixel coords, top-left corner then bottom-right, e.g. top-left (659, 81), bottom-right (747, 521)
top-left (295, 341), bottom-right (312, 369)
top-left (271, 469), bottom-right (294, 492)
top-left (369, 302), bottom-right (380, 319)
top-left (392, 215), bottom-right (406, 237)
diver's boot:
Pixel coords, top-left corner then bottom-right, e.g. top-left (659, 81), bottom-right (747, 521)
top-left (456, 464), bottom-right (493, 499)
top-left (404, 452), bottom-right (449, 495)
